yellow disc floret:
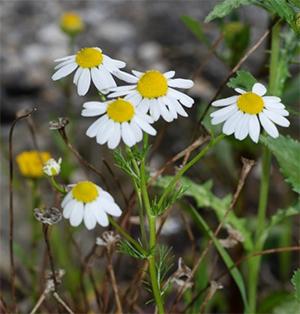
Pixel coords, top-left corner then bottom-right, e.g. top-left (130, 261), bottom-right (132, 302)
top-left (107, 98), bottom-right (135, 123)
top-left (16, 151), bottom-right (51, 178)
top-left (237, 92), bottom-right (264, 115)
top-left (60, 12), bottom-right (84, 36)
top-left (72, 181), bottom-right (99, 203)
top-left (137, 70), bottom-right (168, 98)
top-left (76, 48), bottom-right (103, 68)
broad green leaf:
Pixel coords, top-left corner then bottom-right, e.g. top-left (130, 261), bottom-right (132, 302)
top-left (261, 135), bottom-right (300, 194)
top-left (227, 70), bottom-right (257, 91)
top-left (205, 0), bottom-right (257, 22)
top-left (181, 16), bottom-right (210, 46)
top-left (156, 176), bottom-right (253, 250)
top-left (292, 269), bottom-right (300, 302)
top-left (186, 205), bottom-right (249, 311)
top-left (272, 299), bottom-right (300, 314)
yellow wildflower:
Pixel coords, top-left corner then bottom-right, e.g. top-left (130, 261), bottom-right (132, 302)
top-left (60, 12), bottom-right (84, 36)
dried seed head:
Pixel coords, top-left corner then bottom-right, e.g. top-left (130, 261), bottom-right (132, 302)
top-left (49, 117), bottom-right (69, 130)
top-left (45, 269), bottom-right (65, 293)
top-left (96, 231), bottom-right (120, 250)
top-left (34, 207), bottom-right (62, 225)
top-left (170, 257), bottom-right (193, 290)
top-left (219, 224), bottom-right (244, 248)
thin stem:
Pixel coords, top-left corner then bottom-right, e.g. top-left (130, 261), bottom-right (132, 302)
top-left (139, 147), bottom-right (165, 314)
top-left (158, 134), bottom-right (224, 209)
top-left (49, 176), bottom-right (66, 194)
top-left (247, 21), bottom-right (281, 314)
top-left (108, 217), bottom-right (147, 256)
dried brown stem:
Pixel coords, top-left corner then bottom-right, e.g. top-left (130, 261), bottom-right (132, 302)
top-left (169, 158), bottom-right (255, 312)
top-left (53, 292), bottom-right (75, 314)
top-left (8, 107), bottom-right (37, 312)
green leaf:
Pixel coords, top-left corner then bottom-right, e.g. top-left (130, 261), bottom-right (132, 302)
top-left (292, 269), bottom-right (300, 302)
top-left (273, 299), bottom-right (300, 314)
top-left (205, 0), bottom-right (257, 22)
top-left (227, 70), bottom-right (257, 91)
top-left (186, 205), bottom-right (249, 310)
top-left (261, 135), bottom-right (300, 194)
top-left (181, 16), bottom-right (210, 46)
top-left (155, 176), bottom-right (253, 251)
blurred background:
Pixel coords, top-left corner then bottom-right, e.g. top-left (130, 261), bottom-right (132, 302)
top-left (1, 1), bottom-right (299, 313)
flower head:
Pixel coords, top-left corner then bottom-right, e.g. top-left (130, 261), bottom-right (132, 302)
top-left (210, 83), bottom-right (290, 142)
top-left (61, 181), bottom-right (122, 230)
top-left (82, 97), bottom-right (157, 149)
top-left (108, 69), bottom-right (194, 122)
top-left (52, 47), bottom-right (126, 96)
top-left (60, 12), bottom-right (84, 36)
top-left (43, 158), bottom-right (62, 176)
top-left (16, 151), bottom-right (51, 178)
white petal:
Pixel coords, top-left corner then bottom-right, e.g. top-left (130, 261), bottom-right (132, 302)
top-left (252, 83), bottom-right (267, 96)
top-left (55, 59), bottom-right (75, 70)
top-left (77, 69), bottom-right (91, 96)
top-left (149, 99), bottom-right (160, 121)
top-left (158, 98), bottom-right (174, 122)
top-left (210, 104), bottom-right (237, 118)
top-left (137, 98), bottom-right (150, 114)
top-left (259, 112), bottom-right (279, 138)
top-left (167, 78), bottom-right (194, 89)
top-left (86, 115), bottom-right (108, 138)
top-left (162, 96), bottom-right (178, 119)
top-left (235, 88), bottom-right (246, 94)
top-left (84, 205), bottom-right (97, 230)
top-left (52, 62), bottom-right (78, 81)
top-left (100, 198), bottom-right (122, 217)
top-left (222, 110), bottom-right (243, 135)
top-left (73, 67), bottom-right (83, 85)
top-left (103, 55), bottom-right (126, 70)
top-left (108, 89), bottom-right (136, 98)
top-left (263, 109), bottom-right (290, 127)
top-left (125, 91), bottom-right (142, 105)
top-left (134, 115), bottom-right (157, 136)
top-left (164, 95), bottom-right (188, 118)
top-left (91, 67), bottom-right (115, 91)
top-left (62, 192), bottom-right (72, 207)
top-left (109, 85), bottom-right (136, 92)
top-left (168, 88), bottom-right (194, 107)
top-left (121, 122), bottom-right (136, 147)
top-left (271, 108), bottom-right (289, 116)
top-left (263, 98), bottom-right (285, 110)
top-left (249, 115), bottom-right (260, 143)
top-left (108, 123), bottom-right (121, 149)
top-left (114, 70), bottom-right (139, 83)
top-left (82, 105), bottom-right (107, 117)
top-left (83, 101), bottom-right (107, 111)
top-left (69, 202), bottom-right (84, 226)
top-left (54, 55), bottom-right (75, 62)
top-left (100, 189), bottom-right (115, 203)
top-left (92, 205), bottom-right (109, 227)
top-left (97, 119), bottom-right (114, 145)
top-left (164, 71), bottom-right (175, 79)
top-left (132, 70), bottom-right (143, 77)
top-left (263, 96), bottom-right (281, 104)
top-left (211, 106), bottom-right (238, 125)
top-left (63, 199), bottom-right (76, 219)
top-left (212, 96), bottom-right (238, 107)
top-left (130, 121), bottom-right (143, 142)
top-left (234, 114), bottom-right (250, 140)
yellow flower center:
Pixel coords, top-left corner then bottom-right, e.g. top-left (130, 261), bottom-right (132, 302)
top-left (75, 48), bottom-right (103, 68)
top-left (60, 12), bottom-right (84, 34)
top-left (72, 181), bottom-right (99, 203)
top-left (237, 92), bottom-right (264, 115)
top-left (107, 99), bottom-right (135, 123)
top-left (16, 151), bottom-right (51, 178)
top-left (137, 70), bottom-right (168, 98)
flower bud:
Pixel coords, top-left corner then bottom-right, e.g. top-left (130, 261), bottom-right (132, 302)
top-left (43, 158), bottom-right (62, 176)
top-left (60, 12), bottom-right (84, 37)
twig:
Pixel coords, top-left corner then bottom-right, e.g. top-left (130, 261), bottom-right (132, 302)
top-left (29, 292), bottom-right (46, 314)
top-left (106, 251), bottom-right (123, 314)
top-left (198, 25), bottom-right (273, 124)
top-left (57, 126), bottom-right (110, 191)
top-left (199, 281), bottom-right (223, 314)
top-left (169, 158), bottom-right (255, 312)
top-left (8, 107), bottom-right (37, 312)
top-left (42, 225), bottom-right (58, 291)
top-left (53, 292), bottom-right (75, 314)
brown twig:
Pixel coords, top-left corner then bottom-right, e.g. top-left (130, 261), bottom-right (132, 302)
top-left (8, 107), bottom-right (37, 312)
top-left (198, 25), bottom-right (272, 125)
top-left (169, 158), bottom-right (255, 312)
top-left (199, 281), bottom-right (223, 314)
top-left (57, 127), bottom-right (110, 190)
top-left (53, 292), bottom-right (75, 314)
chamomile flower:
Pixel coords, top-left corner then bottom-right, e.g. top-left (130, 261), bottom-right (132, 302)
top-left (60, 12), bottom-right (84, 37)
top-left (210, 83), bottom-right (290, 142)
top-left (82, 97), bottom-right (157, 149)
top-left (52, 47), bottom-right (126, 96)
top-left (62, 181), bottom-right (122, 230)
top-left (108, 70), bottom-right (194, 122)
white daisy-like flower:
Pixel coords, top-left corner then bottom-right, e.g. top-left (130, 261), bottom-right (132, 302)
top-left (81, 96), bottom-right (157, 149)
top-left (61, 181), bottom-right (122, 230)
top-left (52, 47), bottom-right (126, 96)
top-left (108, 70), bottom-right (194, 122)
top-left (210, 83), bottom-right (290, 143)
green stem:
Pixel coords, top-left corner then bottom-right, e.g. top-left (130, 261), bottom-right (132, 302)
top-left (108, 217), bottom-right (147, 257)
top-left (158, 134), bottom-right (224, 209)
top-left (49, 176), bottom-right (66, 194)
top-left (140, 146), bottom-right (165, 314)
top-left (247, 21), bottom-right (281, 314)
